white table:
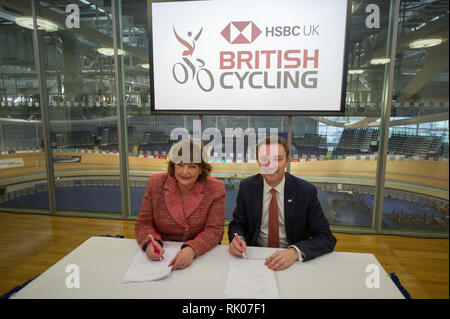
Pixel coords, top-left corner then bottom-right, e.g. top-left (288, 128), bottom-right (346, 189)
top-left (11, 237), bottom-right (404, 299)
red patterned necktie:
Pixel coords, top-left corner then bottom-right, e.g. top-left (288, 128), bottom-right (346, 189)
top-left (268, 188), bottom-right (279, 248)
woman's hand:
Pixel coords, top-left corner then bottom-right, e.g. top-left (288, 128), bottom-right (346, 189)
top-left (145, 240), bottom-right (165, 261)
top-left (168, 246), bottom-right (195, 270)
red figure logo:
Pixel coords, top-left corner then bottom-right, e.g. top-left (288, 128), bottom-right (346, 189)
top-left (221, 21), bottom-right (262, 44)
top-left (173, 26), bottom-right (203, 56)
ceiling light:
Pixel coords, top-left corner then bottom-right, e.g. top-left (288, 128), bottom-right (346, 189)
top-left (409, 38), bottom-right (442, 49)
top-left (15, 17), bottom-right (58, 32)
top-left (370, 58), bottom-right (390, 65)
top-left (416, 23), bottom-right (426, 30)
top-left (140, 63), bottom-right (150, 69)
top-left (97, 48), bottom-right (125, 56)
top-left (402, 72), bottom-right (416, 76)
top-left (348, 69), bottom-right (364, 75)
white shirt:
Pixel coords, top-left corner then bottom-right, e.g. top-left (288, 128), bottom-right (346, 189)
top-left (257, 176), bottom-right (304, 261)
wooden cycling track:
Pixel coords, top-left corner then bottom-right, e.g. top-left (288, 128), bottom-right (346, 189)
top-left (0, 152), bottom-right (448, 200)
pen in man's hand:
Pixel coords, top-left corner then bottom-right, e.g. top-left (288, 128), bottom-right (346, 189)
top-left (234, 233), bottom-right (247, 259)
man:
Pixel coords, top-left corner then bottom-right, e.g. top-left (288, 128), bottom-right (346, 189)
top-left (228, 136), bottom-right (337, 270)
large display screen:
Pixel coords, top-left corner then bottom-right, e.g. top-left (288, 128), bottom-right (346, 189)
top-left (149, 0), bottom-right (350, 114)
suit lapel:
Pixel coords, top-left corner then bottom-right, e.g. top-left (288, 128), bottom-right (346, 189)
top-left (284, 173), bottom-right (296, 244)
top-left (183, 180), bottom-right (205, 219)
top-left (164, 175), bottom-right (188, 229)
top-left (253, 174), bottom-right (264, 244)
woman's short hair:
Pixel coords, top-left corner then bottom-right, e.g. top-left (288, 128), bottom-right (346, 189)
top-left (167, 139), bottom-right (212, 182)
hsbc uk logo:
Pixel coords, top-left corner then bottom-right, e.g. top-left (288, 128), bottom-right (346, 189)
top-left (221, 21), bottom-right (320, 43)
top-left (221, 21), bottom-right (262, 44)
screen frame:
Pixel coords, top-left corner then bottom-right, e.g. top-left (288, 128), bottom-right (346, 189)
top-left (147, 0), bottom-right (352, 116)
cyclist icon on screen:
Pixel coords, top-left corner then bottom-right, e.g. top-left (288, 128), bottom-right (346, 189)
top-left (172, 26), bottom-right (214, 92)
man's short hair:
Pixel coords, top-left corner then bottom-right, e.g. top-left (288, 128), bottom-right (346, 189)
top-left (256, 136), bottom-right (290, 160)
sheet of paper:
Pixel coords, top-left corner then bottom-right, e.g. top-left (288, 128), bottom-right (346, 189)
top-left (224, 259), bottom-right (279, 299)
top-left (123, 246), bottom-right (179, 283)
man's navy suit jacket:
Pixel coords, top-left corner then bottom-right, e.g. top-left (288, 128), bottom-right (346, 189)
top-left (228, 173), bottom-right (337, 261)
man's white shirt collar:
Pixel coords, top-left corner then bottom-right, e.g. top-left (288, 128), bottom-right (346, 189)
top-left (263, 175), bottom-right (285, 194)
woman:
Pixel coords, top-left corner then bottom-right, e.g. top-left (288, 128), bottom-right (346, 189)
top-left (135, 139), bottom-right (225, 271)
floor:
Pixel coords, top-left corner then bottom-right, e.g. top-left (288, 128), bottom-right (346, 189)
top-left (0, 212), bottom-right (448, 299)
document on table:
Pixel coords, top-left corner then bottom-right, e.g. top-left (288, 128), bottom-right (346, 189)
top-left (224, 259), bottom-right (279, 299)
top-left (123, 246), bottom-right (179, 283)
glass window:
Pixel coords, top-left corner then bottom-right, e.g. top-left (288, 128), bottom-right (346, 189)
top-left (384, 0), bottom-right (449, 233)
top-left (290, 0), bottom-right (392, 229)
top-left (41, 0), bottom-right (122, 215)
top-left (0, 1), bottom-right (49, 211)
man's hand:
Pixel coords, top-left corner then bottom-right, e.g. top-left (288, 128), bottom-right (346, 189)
top-left (264, 247), bottom-right (299, 271)
top-left (229, 237), bottom-right (247, 257)
top-left (145, 240), bottom-right (165, 261)
top-left (168, 246), bottom-right (195, 271)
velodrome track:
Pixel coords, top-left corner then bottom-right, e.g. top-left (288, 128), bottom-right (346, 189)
top-left (0, 152), bottom-right (448, 201)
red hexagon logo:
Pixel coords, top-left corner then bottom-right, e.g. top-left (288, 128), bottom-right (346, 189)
top-left (221, 21), bottom-right (262, 44)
